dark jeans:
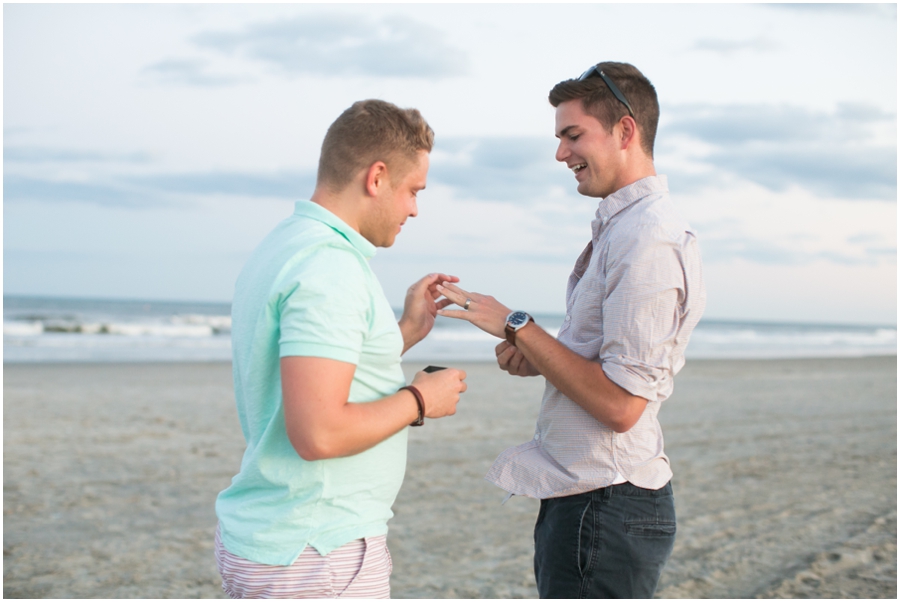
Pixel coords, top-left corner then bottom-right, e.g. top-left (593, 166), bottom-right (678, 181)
top-left (534, 482), bottom-right (676, 599)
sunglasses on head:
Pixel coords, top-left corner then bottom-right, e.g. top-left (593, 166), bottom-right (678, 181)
top-left (577, 66), bottom-right (635, 118)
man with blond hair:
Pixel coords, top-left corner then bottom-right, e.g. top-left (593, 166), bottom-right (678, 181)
top-left (438, 62), bottom-right (706, 598)
top-left (215, 99), bottom-right (468, 599)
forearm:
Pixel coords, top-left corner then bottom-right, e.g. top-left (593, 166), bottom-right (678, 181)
top-left (513, 323), bottom-right (646, 432)
top-left (398, 317), bottom-right (420, 355)
top-left (287, 389), bottom-right (420, 460)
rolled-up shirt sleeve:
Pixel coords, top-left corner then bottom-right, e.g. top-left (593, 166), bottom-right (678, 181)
top-left (277, 247), bottom-right (371, 365)
top-left (599, 224), bottom-right (687, 402)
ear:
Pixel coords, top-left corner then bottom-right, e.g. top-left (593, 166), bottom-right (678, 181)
top-left (364, 161), bottom-right (389, 198)
top-left (618, 115), bottom-right (638, 150)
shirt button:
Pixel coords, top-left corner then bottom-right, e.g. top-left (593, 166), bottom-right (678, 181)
top-left (565, 315), bottom-right (571, 322)
top-left (534, 433), bottom-right (540, 441)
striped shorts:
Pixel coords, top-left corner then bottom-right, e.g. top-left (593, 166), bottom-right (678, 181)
top-left (214, 525), bottom-right (392, 599)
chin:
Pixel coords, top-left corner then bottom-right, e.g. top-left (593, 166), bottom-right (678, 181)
top-left (577, 181), bottom-right (604, 198)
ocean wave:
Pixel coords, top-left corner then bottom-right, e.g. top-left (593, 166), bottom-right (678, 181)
top-left (426, 327), bottom-right (561, 342)
top-left (3, 321), bottom-right (44, 336)
top-left (3, 314), bottom-right (231, 338)
top-left (690, 327), bottom-right (897, 349)
top-left (3, 307), bottom-right (896, 363)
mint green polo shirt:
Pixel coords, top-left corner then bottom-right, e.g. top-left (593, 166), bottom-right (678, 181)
top-left (216, 200), bottom-right (408, 566)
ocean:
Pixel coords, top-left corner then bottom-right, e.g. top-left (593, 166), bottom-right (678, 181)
top-left (3, 295), bottom-right (896, 363)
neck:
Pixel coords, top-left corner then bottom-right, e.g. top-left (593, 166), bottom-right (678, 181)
top-left (310, 186), bottom-right (363, 233)
top-left (612, 152), bottom-right (657, 194)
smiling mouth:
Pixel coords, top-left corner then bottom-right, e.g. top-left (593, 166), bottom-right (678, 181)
top-left (571, 163), bottom-right (587, 174)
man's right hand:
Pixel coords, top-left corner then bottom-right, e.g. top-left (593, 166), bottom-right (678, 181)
top-left (496, 341), bottom-right (540, 377)
top-left (410, 368), bottom-right (467, 418)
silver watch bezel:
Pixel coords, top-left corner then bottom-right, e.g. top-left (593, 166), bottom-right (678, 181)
top-left (506, 311), bottom-right (532, 331)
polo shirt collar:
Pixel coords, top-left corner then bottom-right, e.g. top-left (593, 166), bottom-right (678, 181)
top-left (294, 200), bottom-right (376, 259)
top-left (592, 175), bottom-right (668, 239)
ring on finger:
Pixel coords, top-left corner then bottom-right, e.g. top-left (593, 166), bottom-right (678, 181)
top-left (464, 298), bottom-right (472, 311)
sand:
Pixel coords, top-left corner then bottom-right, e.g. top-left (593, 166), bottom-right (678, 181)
top-left (3, 356), bottom-right (896, 598)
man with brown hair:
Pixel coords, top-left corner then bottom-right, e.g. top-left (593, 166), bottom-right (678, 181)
top-left (215, 99), bottom-right (468, 598)
top-left (438, 62), bottom-right (706, 598)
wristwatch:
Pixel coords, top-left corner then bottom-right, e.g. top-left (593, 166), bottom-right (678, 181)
top-left (505, 311), bottom-right (534, 346)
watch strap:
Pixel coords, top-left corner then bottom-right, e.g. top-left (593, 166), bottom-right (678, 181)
top-left (505, 315), bottom-right (534, 347)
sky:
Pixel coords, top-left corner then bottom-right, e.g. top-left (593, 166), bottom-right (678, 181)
top-left (3, 3), bottom-right (897, 325)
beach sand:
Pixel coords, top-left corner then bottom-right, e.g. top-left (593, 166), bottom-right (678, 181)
top-left (3, 356), bottom-right (896, 598)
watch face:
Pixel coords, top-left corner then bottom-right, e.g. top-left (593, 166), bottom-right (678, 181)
top-left (508, 311), bottom-right (529, 328)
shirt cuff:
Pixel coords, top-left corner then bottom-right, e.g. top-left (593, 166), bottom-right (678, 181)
top-left (601, 359), bottom-right (658, 401)
top-left (279, 341), bottom-right (360, 365)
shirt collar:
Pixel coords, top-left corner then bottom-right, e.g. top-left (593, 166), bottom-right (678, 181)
top-left (294, 200), bottom-right (377, 259)
top-left (592, 175), bottom-right (668, 239)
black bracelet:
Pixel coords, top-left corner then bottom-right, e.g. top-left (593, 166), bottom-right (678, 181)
top-left (400, 385), bottom-right (425, 427)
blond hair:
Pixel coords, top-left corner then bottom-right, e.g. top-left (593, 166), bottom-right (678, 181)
top-left (317, 99), bottom-right (434, 190)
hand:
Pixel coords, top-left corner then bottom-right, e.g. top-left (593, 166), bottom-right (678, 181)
top-left (435, 282), bottom-right (511, 339)
top-left (495, 341), bottom-right (540, 377)
top-left (399, 273), bottom-right (459, 353)
top-left (410, 367), bottom-right (468, 418)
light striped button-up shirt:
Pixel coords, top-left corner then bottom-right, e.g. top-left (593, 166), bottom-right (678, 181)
top-left (486, 175), bottom-right (706, 498)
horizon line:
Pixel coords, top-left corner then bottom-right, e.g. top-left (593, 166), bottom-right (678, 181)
top-left (3, 293), bottom-right (896, 331)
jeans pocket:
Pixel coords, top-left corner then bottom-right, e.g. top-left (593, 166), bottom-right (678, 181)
top-left (624, 520), bottom-right (676, 537)
top-left (534, 499), bottom-right (549, 543)
top-left (577, 497), bottom-right (594, 577)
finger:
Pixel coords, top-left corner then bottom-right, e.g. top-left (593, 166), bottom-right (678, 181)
top-left (438, 281), bottom-right (471, 299)
top-left (409, 274), bottom-right (434, 295)
top-left (436, 284), bottom-right (469, 306)
top-left (509, 351), bottom-right (525, 374)
top-left (435, 298), bottom-right (453, 310)
top-left (433, 273), bottom-right (459, 284)
top-left (495, 341), bottom-right (512, 356)
top-left (437, 309), bottom-right (472, 321)
top-left (496, 345), bottom-right (516, 367)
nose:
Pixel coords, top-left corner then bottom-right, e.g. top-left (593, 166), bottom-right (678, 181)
top-left (555, 140), bottom-right (568, 163)
top-left (409, 198), bottom-right (418, 218)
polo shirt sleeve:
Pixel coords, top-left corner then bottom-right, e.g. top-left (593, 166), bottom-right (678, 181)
top-left (599, 224), bottom-right (687, 402)
top-left (276, 245), bottom-right (371, 365)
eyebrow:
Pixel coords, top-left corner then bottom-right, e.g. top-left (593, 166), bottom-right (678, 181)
top-left (557, 125), bottom-right (579, 138)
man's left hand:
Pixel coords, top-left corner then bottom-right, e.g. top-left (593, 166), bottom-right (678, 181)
top-left (399, 273), bottom-right (458, 354)
top-left (496, 341), bottom-right (540, 377)
top-left (436, 281), bottom-right (511, 339)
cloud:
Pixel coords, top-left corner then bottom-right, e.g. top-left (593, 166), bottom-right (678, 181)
top-left (429, 136), bottom-right (572, 202)
top-left (128, 170), bottom-right (315, 198)
top-left (691, 37), bottom-right (779, 55)
top-left (4, 175), bottom-right (159, 207)
top-left (141, 59), bottom-right (249, 87)
top-left (5, 146), bottom-right (151, 163)
top-left (193, 13), bottom-right (468, 79)
top-left (847, 232), bottom-right (884, 245)
top-left (701, 236), bottom-right (894, 266)
top-left (666, 103), bottom-right (894, 146)
top-left (709, 146), bottom-right (896, 200)
top-left (4, 169), bottom-right (317, 207)
top-left (765, 3), bottom-right (897, 17)
top-left (661, 103), bottom-right (897, 200)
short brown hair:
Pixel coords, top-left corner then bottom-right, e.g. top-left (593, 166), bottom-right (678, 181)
top-left (549, 62), bottom-right (659, 158)
top-left (317, 99), bottom-right (434, 191)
